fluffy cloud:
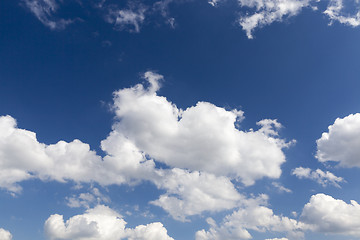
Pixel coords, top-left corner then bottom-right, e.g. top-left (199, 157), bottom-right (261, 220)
top-left (110, 71), bottom-right (291, 186)
top-left (316, 113), bottom-right (360, 167)
top-left (196, 196), bottom-right (307, 240)
top-left (44, 205), bottom-right (173, 240)
top-left (23, 0), bottom-right (72, 30)
top-left (301, 193), bottom-right (360, 237)
top-left (324, 0), bottom-right (360, 27)
top-left (0, 72), bottom-right (291, 220)
top-left (292, 167), bottom-right (344, 187)
top-left (0, 115), bottom-right (152, 193)
top-left (150, 168), bottom-right (243, 221)
top-left (0, 228), bottom-right (12, 240)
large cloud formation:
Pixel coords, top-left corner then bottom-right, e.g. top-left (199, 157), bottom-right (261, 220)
top-left (109, 71), bottom-right (291, 186)
top-left (0, 72), bottom-right (291, 220)
top-left (316, 113), bottom-right (360, 167)
top-left (44, 205), bottom-right (174, 240)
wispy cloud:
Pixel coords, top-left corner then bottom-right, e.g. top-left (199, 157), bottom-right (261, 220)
top-left (23, 0), bottom-right (73, 30)
top-left (292, 167), bottom-right (344, 188)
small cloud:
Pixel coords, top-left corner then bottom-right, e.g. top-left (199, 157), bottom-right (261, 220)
top-left (292, 167), bottom-right (344, 188)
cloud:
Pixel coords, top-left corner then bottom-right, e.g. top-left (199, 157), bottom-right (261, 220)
top-left (44, 205), bottom-right (173, 240)
top-left (301, 193), bottom-right (360, 237)
top-left (0, 72), bottom-right (291, 220)
top-left (324, 0), bottom-right (360, 27)
top-left (0, 228), bottom-right (12, 240)
top-left (23, 0), bottom-right (72, 30)
top-left (292, 167), bottom-right (344, 187)
top-left (272, 182), bottom-right (292, 193)
top-left (105, 6), bottom-right (147, 32)
top-left (238, 0), bottom-right (319, 39)
top-left (196, 196), bottom-right (307, 240)
top-left (109, 71), bottom-right (292, 186)
top-left (316, 113), bottom-right (360, 168)
top-left (150, 168), bottom-right (243, 221)
top-left (66, 187), bottom-right (110, 209)
top-left (0, 115), bottom-right (153, 193)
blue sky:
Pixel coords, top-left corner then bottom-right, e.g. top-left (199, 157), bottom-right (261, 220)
top-left (1, 0), bottom-right (360, 239)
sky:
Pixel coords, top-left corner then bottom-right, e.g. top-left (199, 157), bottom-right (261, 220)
top-left (1, 0), bottom-right (360, 239)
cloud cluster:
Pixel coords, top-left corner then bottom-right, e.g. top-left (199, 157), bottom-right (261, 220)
top-left (0, 72), bottom-right (292, 221)
top-left (316, 113), bottom-right (360, 168)
top-left (44, 205), bottom-right (174, 240)
top-left (301, 193), bottom-right (360, 237)
top-left (292, 167), bottom-right (344, 187)
top-left (0, 228), bottom-right (12, 240)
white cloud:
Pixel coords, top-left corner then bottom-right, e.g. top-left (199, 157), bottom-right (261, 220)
top-left (292, 167), bottom-right (344, 187)
top-left (324, 0), bottom-right (360, 27)
top-left (272, 182), bottom-right (292, 193)
top-left (110, 71), bottom-right (292, 186)
top-left (316, 113), bottom-right (360, 168)
top-left (0, 115), bottom-right (153, 193)
top-left (196, 196), bottom-right (307, 240)
top-left (301, 193), bottom-right (360, 237)
top-left (105, 6), bottom-right (147, 32)
top-left (66, 187), bottom-right (110, 209)
top-left (234, 0), bottom-right (319, 39)
top-left (23, 0), bottom-right (72, 30)
top-left (0, 228), bottom-right (12, 240)
top-left (150, 168), bottom-right (243, 221)
top-left (44, 205), bottom-right (173, 240)
top-left (0, 72), bottom-right (292, 220)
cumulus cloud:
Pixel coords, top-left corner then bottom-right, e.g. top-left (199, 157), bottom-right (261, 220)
top-left (0, 228), bottom-right (12, 240)
top-left (324, 0), bottom-right (360, 27)
top-left (196, 196), bottom-right (307, 240)
top-left (150, 168), bottom-right (243, 221)
top-left (44, 205), bottom-right (174, 240)
top-left (23, 0), bottom-right (72, 30)
top-left (0, 72), bottom-right (292, 220)
top-left (292, 167), bottom-right (344, 187)
top-left (316, 113), bottom-right (360, 168)
top-left (110, 71), bottom-right (292, 186)
top-left (105, 6), bottom-right (147, 32)
top-left (301, 193), bottom-right (360, 237)
top-left (0, 115), bottom-right (152, 193)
